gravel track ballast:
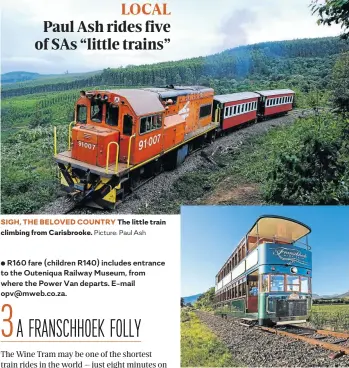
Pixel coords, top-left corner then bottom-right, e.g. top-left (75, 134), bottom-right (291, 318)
top-left (196, 311), bottom-right (349, 367)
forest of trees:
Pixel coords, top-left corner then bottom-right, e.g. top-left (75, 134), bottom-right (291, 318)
top-left (2, 37), bottom-right (349, 98)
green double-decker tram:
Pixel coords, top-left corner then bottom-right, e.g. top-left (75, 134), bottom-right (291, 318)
top-left (214, 215), bottom-right (312, 326)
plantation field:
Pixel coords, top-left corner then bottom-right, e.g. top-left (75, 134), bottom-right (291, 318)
top-left (181, 309), bottom-right (241, 367)
top-left (310, 304), bottom-right (349, 331)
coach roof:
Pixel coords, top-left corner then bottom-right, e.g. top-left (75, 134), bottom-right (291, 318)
top-left (214, 92), bottom-right (260, 103)
top-left (255, 89), bottom-right (295, 97)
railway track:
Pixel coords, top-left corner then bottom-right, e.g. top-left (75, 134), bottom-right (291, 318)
top-left (251, 323), bottom-right (349, 359)
top-left (197, 311), bottom-right (349, 366)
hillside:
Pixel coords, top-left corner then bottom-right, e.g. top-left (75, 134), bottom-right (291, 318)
top-left (183, 294), bottom-right (203, 305)
top-left (1, 71), bottom-right (41, 84)
top-left (2, 37), bottom-right (349, 99)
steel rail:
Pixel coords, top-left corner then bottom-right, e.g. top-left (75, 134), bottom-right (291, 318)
top-left (260, 326), bottom-right (349, 356)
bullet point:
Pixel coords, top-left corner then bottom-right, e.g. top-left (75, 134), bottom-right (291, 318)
top-left (1, 261), bottom-right (5, 266)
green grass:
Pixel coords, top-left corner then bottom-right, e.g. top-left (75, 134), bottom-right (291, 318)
top-left (310, 304), bottom-right (349, 331)
top-left (181, 310), bottom-right (242, 367)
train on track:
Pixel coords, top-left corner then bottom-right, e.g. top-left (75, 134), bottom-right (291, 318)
top-left (54, 86), bottom-right (295, 209)
top-left (214, 215), bottom-right (312, 326)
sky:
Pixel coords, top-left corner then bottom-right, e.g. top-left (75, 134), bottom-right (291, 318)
top-left (1, 0), bottom-right (342, 74)
top-left (181, 206), bottom-right (349, 297)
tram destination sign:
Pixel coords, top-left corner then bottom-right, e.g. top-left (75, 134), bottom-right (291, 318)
top-left (262, 244), bottom-right (312, 268)
top-left (273, 247), bottom-right (308, 266)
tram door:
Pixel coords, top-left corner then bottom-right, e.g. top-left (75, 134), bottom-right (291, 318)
top-left (247, 271), bottom-right (259, 313)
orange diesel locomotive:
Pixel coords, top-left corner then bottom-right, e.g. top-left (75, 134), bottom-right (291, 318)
top-left (54, 86), bottom-right (218, 208)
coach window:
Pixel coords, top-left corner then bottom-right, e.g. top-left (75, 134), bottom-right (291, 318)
top-left (91, 100), bottom-right (103, 123)
top-left (230, 107), bottom-right (233, 116)
top-left (286, 275), bottom-right (300, 292)
top-left (270, 274), bottom-right (284, 292)
top-left (77, 104), bottom-right (87, 124)
top-left (199, 104), bottom-right (212, 119)
top-left (106, 104), bottom-right (119, 126)
top-left (233, 106), bottom-right (237, 115)
top-left (237, 105), bottom-right (240, 114)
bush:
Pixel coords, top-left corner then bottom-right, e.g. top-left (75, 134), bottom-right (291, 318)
top-left (262, 113), bottom-right (349, 204)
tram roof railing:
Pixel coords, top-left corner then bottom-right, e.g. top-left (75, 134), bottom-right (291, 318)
top-left (247, 215), bottom-right (311, 244)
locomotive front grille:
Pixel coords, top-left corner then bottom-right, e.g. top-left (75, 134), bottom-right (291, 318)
top-left (275, 299), bottom-right (307, 317)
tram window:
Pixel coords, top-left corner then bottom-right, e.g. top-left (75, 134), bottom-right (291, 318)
top-left (106, 104), bottom-right (119, 126)
top-left (301, 277), bottom-right (309, 293)
top-left (249, 281), bottom-right (258, 296)
top-left (286, 275), bottom-right (300, 292)
top-left (270, 274), bottom-right (284, 292)
top-left (233, 106), bottom-right (237, 115)
top-left (91, 100), bottom-right (103, 123)
top-left (77, 104), bottom-right (87, 124)
top-left (261, 275), bottom-right (269, 292)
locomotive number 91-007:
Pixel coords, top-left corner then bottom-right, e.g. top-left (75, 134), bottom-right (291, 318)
top-left (138, 134), bottom-right (161, 150)
top-left (78, 140), bottom-right (96, 150)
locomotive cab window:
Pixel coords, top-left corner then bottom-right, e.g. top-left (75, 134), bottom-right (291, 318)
top-left (106, 103), bottom-right (119, 126)
top-left (199, 104), bottom-right (212, 119)
top-left (140, 114), bottom-right (162, 134)
top-left (123, 114), bottom-right (133, 136)
top-left (91, 100), bottom-right (103, 123)
top-left (76, 104), bottom-right (87, 124)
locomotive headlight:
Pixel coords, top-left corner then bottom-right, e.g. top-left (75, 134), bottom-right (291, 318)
top-left (291, 267), bottom-right (298, 274)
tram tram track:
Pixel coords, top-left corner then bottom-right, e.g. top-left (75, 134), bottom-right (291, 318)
top-left (259, 325), bottom-right (349, 359)
top-left (196, 311), bottom-right (349, 366)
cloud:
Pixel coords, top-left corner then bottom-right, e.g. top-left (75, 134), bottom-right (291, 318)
top-left (1, 0), bottom-right (342, 74)
top-left (215, 9), bottom-right (257, 52)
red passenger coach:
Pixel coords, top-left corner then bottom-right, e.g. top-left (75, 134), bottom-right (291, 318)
top-left (214, 92), bottom-right (260, 130)
top-left (256, 89), bottom-right (294, 118)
